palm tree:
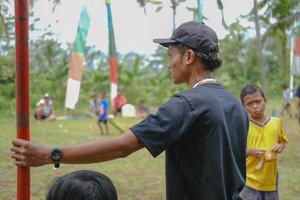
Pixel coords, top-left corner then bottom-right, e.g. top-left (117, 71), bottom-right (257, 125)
top-left (248, 0), bottom-right (300, 91)
top-left (0, 0), bottom-right (10, 43)
top-left (253, 0), bottom-right (267, 92)
top-left (137, 0), bottom-right (228, 30)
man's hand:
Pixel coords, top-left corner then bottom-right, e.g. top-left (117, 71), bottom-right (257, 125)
top-left (11, 139), bottom-right (51, 167)
top-left (272, 143), bottom-right (286, 153)
top-left (247, 148), bottom-right (266, 158)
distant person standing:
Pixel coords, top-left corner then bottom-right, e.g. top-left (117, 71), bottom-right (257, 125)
top-left (113, 91), bottom-right (127, 116)
top-left (97, 92), bottom-right (109, 135)
top-left (86, 94), bottom-right (98, 117)
top-left (280, 85), bottom-right (292, 117)
top-left (34, 93), bottom-right (56, 121)
top-left (136, 100), bottom-right (149, 118)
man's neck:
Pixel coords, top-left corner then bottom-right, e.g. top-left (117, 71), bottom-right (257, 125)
top-left (188, 71), bottom-right (214, 88)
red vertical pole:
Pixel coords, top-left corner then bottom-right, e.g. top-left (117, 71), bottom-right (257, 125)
top-left (14, 0), bottom-right (30, 200)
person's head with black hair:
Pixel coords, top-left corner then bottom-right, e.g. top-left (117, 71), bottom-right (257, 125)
top-left (153, 21), bottom-right (222, 86)
top-left (47, 170), bottom-right (118, 200)
top-left (240, 84), bottom-right (267, 120)
top-left (240, 84), bottom-right (266, 104)
top-left (170, 41), bottom-right (222, 72)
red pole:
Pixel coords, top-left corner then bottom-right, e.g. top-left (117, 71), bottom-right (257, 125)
top-left (14, 0), bottom-right (30, 200)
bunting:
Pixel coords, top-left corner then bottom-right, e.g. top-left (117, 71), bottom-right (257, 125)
top-left (292, 27), bottom-right (300, 75)
top-left (105, 0), bottom-right (118, 102)
top-left (65, 7), bottom-right (90, 109)
top-left (197, 0), bottom-right (203, 22)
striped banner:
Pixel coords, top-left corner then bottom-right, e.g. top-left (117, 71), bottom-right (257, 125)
top-left (292, 27), bottom-right (300, 75)
top-left (197, 0), bottom-right (203, 22)
top-left (106, 0), bottom-right (118, 102)
top-left (65, 7), bottom-right (90, 109)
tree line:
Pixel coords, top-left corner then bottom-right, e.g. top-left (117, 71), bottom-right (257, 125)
top-left (0, 0), bottom-right (300, 117)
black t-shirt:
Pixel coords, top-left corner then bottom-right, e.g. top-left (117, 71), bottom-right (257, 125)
top-left (130, 83), bottom-right (249, 200)
top-left (295, 85), bottom-right (300, 97)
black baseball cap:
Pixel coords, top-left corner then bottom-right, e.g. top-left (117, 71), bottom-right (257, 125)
top-left (153, 21), bottom-right (219, 59)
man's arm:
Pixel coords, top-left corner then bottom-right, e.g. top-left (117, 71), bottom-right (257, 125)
top-left (11, 130), bottom-right (143, 167)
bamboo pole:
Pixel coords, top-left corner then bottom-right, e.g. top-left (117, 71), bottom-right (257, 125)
top-left (14, 0), bottom-right (30, 199)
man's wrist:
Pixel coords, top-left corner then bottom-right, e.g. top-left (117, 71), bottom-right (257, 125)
top-left (50, 148), bottom-right (63, 168)
top-left (46, 148), bottom-right (53, 164)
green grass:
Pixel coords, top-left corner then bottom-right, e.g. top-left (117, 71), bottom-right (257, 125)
top-left (0, 117), bottom-right (165, 200)
top-left (0, 114), bottom-right (299, 200)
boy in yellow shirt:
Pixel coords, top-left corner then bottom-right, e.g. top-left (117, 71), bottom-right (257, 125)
top-left (239, 84), bottom-right (288, 200)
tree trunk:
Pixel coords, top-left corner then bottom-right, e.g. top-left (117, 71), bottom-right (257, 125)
top-left (253, 0), bottom-right (268, 92)
top-left (172, 6), bottom-right (176, 31)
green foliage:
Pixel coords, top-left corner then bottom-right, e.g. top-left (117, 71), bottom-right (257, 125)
top-left (1, 0), bottom-right (300, 117)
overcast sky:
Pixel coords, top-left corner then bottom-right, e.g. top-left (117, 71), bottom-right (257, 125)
top-left (12, 0), bottom-right (254, 56)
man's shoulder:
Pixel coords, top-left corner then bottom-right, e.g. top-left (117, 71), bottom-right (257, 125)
top-left (176, 84), bottom-right (233, 102)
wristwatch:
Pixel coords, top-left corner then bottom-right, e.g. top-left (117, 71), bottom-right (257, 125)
top-left (50, 148), bottom-right (63, 168)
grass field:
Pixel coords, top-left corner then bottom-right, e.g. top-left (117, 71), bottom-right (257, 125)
top-left (0, 114), bottom-right (299, 200)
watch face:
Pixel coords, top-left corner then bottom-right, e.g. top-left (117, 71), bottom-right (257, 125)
top-left (52, 149), bottom-right (62, 161)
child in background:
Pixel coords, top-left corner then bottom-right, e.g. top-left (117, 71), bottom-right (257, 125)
top-left (279, 85), bottom-right (292, 118)
top-left (97, 92), bottom-right (109, 135)
top-left (239, 84), bottom-right (288, 200)
top-left (136, 100), bottom-right (149, 118)
top-left (113, 91), bottom-right (127, 116)
top-left (86, 94), bottom-right (98, 117)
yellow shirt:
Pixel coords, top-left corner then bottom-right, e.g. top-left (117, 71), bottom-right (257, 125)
top-left (246, 116), bottom-right (288, 191)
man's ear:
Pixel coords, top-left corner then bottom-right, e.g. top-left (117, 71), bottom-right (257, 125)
top-left (185, 49), bottom-right (196, 65)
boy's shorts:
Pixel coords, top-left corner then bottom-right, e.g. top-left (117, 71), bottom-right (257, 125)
top-left (98, 114), bottom-right (107, 124)
top-left (239, 186), bottom-right (278, 200)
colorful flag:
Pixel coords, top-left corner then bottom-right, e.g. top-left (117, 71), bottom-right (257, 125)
top-left (106, 0), bottom-right (118, 102)
top-left (197, 0), bottom-right (203, 22)
top-left (65, 7), bottom-right (90, 109)
top-left (292, 27), bottom-right (300, 75)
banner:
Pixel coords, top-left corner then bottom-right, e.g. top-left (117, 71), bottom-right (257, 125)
top-left (197, 0), bottom-right (203, 22)
top-left (106, 0), bottom-right (118, 102)
top-left (292, 27), bottom-right (300, 76)
top-left (65, 7), bottom-right (90, 109)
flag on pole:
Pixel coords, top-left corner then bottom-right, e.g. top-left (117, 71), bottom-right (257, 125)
top-left (105, 0), bottom-right (118, 102)
top-left (65, 7), bottom-right (90, 109)
top-left (197, 0), bottom-right (203, 22)
top-left (292, 27), bottom-right (300, 75)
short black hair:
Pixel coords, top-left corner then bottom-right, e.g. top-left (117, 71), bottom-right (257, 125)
top-left (47, 170), bottom-right (118, 200)
top-left (240, 84), bottom-right (266, 104)
top-left (172, 42), bottom-right (222, 71)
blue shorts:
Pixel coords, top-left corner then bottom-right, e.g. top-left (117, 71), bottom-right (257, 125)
top-left (98, 114), bottom-right (107, 124)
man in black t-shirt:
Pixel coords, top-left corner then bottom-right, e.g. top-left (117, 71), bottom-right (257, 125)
top-left (11, 21), bottom-right (248, 200)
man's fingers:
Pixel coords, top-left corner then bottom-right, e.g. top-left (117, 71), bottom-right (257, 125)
top-left (12, 139), bottom-right (27, 147)
top-left (10, 146), bottom-right (22, 154)
top-left (11, 152), bottom-right (25, 161)
top-left (14, 160), bottom-right (27, 167)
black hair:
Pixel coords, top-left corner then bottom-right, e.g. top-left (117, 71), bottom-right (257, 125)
top-left (47, 170), bottom-right (118, 200)
top-left (173, 43), bottom-right (222, 71)
top-left (240, 84), bottom-right (266, 104)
